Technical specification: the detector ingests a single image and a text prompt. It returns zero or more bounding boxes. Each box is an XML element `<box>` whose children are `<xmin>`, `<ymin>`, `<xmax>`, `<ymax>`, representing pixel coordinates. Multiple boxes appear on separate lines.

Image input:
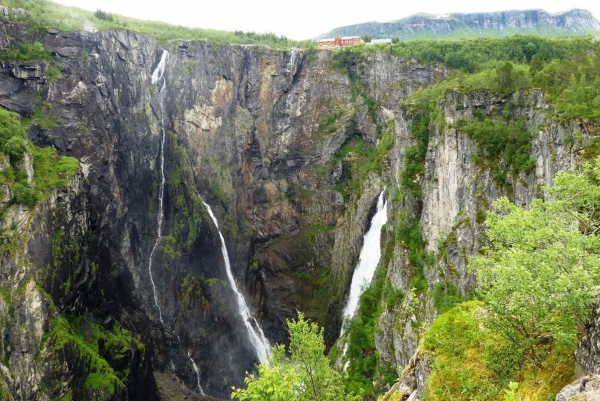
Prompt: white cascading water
<box><xmin>340</xmin><ymin>190</ymin><xmax>388</xmax><ymax>335</ymax></box>
<box><xmin>188</xmin><ymin>352</ymin><xmax>206</xmax><ymax>396</ymax></box>
<box><xmin>148</xmin><ymin>50</ymin><xmax>170</xmax><ymax>324</ymax></box>
<box><xmin>287</xmin><ymin>48</ymin><xmax>298</xmax><ymax>74</ymax></box>
<box><xmin>200</xmin><ymin>198</ymin><xmax>272</xmax><ymax>362</ymax></box>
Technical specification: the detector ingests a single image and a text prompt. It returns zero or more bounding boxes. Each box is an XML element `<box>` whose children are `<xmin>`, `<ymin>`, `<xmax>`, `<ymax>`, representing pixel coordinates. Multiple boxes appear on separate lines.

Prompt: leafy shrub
<box><xmin>0</xmin><ymin>40</ymin><xmax>51</xmax><ymax>61</ymax></box>
<box><xmin>461</xmin><ymin>117</ymin><xmax>535</xmax><ymax>187</ymax></box>
<box><xmin>11</xmin><ymin>182</ymin><xmax>37</xmax><ymax>207</ymax></box>
<box><xmin>430</xmin><ymin>282</ymin><xmax>464</xmax><ymax>315</ymax></box>
<box><xmin>232</xmin><ymin>313</ymin><xmax>361</xmax><ymax>401</ymax></box>
<box><xmin>3</xmin><ymin>136</ymin><xmax>26</xmax><ymax>161</ymax></box>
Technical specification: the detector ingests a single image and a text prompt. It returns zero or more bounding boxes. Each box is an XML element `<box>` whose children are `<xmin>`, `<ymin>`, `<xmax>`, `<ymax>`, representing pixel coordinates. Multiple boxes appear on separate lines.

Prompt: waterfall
<box><xmin>151</xmin><ymin>50</ymin><xmax>169</xmax><ymax>84</ymax></box>
<box><xmin>188</xmin><ymin>352</ymin><xmax>206</xmax><ymax>396</ymax></box>
<box><xmin>341</xmin><ymin>190</ymin><xmax>388</xmax><ymax>335</ymax></box>
<box><xmin>200</xmin><ymin>198</ymin><xmax>272</xmax><ymax>362</ymax></box>
<box><xmin>148</xmin><ymin>50</ymin><xmax>170</xmax><ymax>324</ymax></box>
<box><xmin>287</xmin><ymin>48</ymin><xmax>298</xmax><ymax>74</ymax></box>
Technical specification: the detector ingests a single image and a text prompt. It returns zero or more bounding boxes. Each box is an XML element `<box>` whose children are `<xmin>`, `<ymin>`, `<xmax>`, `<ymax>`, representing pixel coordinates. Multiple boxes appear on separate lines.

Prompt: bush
<box><xmin>3</xmin><ymin>136</ymin><xmax>26</xmax><ymax>161</ymax></box>
<box><xmin>0</xmin><ymin>41</ymin><xmax>51</xmax><ymax>61</ymax></box>
<box><xmin>11</xmin><ymin>182</ymin><xmax>37</xmax><ymax>207</ymax></box>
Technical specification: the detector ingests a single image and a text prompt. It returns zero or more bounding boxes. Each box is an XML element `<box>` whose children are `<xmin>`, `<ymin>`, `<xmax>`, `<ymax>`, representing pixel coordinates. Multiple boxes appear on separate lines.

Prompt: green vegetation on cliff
<box><xmin>0</xmin><ymin>107</ymin><xmax>78</xmax><ymax>211</ymax></box>
<box><xmin>342</xmin><ymin>263</ymin><xmax>391</xmax><ymax>396</ymax></box>
<box><xmin>422</xmin><ymin>301</ymin><xmax>574</xmax><ymax>400</ymax></box>
<box><xmin>32</xmin><ymin>146</ymin><xmax>79</xmax><ymax>195</ymax></box>
<box><xmin>43</xmin><ymin>314</ymin><xmax>145</xmax><ymax>398</ymax></box>
<box><xmin>420</xmin><ymin>158</ymin><xmax>600</xmax><ymax>400</ymax></box>
<box><xmin>0</xmin><ymin>108</ymin><xmax>78</xmax><ymax>208</ymax></box>
<box><xmin>0</xmin><ymin>0</ymin><xmax>312</xmax><ymax>48</ymax></box>
<box><xmin>0</xmin><ymin>40</ymin><xmax>51</xmax><ymax>61</ymax></box>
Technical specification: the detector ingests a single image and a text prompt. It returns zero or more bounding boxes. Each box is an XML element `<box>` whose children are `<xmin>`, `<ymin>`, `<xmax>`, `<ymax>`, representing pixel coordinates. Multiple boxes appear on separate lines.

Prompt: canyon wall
<box><xmin>0</xmin><ymin>13</ymin><xmax>592</xmax><ymax>400</ymax></box>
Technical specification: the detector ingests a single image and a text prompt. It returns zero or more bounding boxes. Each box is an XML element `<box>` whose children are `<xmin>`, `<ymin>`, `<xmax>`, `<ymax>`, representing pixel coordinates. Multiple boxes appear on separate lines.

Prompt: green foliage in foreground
<box><xmin>232</xmin><ymin>312</ymin><xmax>361</xmax><ymax>401</ymax></box>
<box><xmin>421</xmin><ymin>158</ymin><xmax>600</xmax><ymax>401</ymax></box>
<box><xmin>470</xmin><ymin>158</ymin><xmax>600</xmax><ymax>365</ymax></box>
<box><xmin>0</xmin><ymin>0</ymin><xmax>312</xmax><ymax>48</ymax></box>
<box><xmin>422</xmin><ymin>301</ymin><xmax>575</xmax><ymax>401</ymax></box>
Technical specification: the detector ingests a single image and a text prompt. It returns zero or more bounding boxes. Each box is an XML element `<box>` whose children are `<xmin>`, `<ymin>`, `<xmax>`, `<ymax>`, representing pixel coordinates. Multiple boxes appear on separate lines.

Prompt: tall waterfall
<box><xmin>148</xmin><ymin>50</ymin><xmax>170</xmax><ymax>324</ymax></box>
<box><xmin>341</xmin><ymin>190</ymin><xmax>388</xmax><ymax>335</ymax></box>
<box><xmin>201</xmin><ymin>199</ymin><xmax>272</xmax><ymax>362</ymax></box>
<box><xmin>188</xmin><ymin>352</ymin><xmax>206</xmax><ymax>396</ymax></box>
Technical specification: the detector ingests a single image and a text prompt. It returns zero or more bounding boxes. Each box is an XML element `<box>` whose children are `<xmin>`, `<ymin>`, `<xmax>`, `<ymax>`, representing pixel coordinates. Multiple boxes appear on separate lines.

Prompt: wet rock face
<box><xmin>1</xmin><ymin>12</ymin><xmax>588</xmax><ymax>400</ymax></box>
<box><xmin>0</xmin><ymin>16</ymin><xmax>444</xmax><ymax>398</ymax></box>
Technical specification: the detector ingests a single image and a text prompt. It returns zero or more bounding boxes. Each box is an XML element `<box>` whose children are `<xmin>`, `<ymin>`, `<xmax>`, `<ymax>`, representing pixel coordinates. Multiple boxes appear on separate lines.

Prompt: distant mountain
<box><xmin>317</xmin><ymin>9</ymin><xmax>600</xmax><ymax>40</ymax></box>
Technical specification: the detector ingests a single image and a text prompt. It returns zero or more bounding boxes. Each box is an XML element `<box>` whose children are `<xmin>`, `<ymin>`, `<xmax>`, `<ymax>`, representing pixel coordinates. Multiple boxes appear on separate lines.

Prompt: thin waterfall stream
<box><xmin>188</xmin><ymin>352</ymin><xmax>206</xmax><ymax>396</ymax></box>
<box><xmin>149</xmin><ymin>51</ymin><xmax>205</xmax><ymax>394</ymax></box>
<box><xmin>148</xmin><ymin>49</ymin><xmax>170</xmax><ymax>325</ymax></box>
<box><xmin>200</xmin><ymin>198</ymin><xmax>272</xmax><ymax>362</ymax></box>
<box><xmin>341</xmin><ymin>190</ymin><xmax>388</xmax><ymax>335</ymax></box>
<box><xmin>148</xmin><ymin>50</ymin><xmax>270</xmax><ymax>396</ymax></box>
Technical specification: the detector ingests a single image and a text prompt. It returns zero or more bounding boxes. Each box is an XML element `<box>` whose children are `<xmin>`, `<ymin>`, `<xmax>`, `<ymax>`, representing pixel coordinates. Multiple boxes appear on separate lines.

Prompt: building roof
<box><xmin>317</xmin><ymin>36</ymin><xmax>361</xmax><ymax>43</ymax></box>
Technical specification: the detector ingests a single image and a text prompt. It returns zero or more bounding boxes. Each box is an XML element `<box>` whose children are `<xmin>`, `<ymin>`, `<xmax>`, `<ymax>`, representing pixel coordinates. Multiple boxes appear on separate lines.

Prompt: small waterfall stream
<box><xmin>188</xmin><ymin>352</ymin><xmax>206</xmax><ymax>396</ymax></box>
<box><xmin>148</xmin><ymin>50</ymin><xmax>269</xmax><ymax>396</ymax></box>
<box><xmin>341</xmin><ymin>190</ymin><xmax>388</xmax><ymax>335</ymax></box>
<box><xmin>287</xmin><ymin>48</ymin><xmax>298</xmax><ymax>74</ymax></box>
<box><xmin>149</xmin><ymin>51</ymin><xmax>207</xmax><ymax>394</ymax></box>
<box><xmin>201</xmin><ymin>199</ymin><xmax>272</xmax><ymax>362</ymax></box>
<box><xmin>148</xmin><ymin>49</ymin><xmax>170</xmax><ymax>324</ymax></box>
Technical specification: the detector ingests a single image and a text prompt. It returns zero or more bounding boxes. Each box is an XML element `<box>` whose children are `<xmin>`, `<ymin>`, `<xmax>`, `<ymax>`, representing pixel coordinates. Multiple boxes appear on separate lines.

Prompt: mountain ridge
<box><xmin>318</xmin><ymin>8</ymin><xmax>600</xmax><ymax>41</ymax></box>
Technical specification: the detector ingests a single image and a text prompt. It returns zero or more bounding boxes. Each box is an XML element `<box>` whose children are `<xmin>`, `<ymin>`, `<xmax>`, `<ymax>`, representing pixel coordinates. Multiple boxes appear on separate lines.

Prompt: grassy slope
<box><xmin>1</xmin><ymin>0</ymin><xmax>311</xmax><ymax>48</ymax></box>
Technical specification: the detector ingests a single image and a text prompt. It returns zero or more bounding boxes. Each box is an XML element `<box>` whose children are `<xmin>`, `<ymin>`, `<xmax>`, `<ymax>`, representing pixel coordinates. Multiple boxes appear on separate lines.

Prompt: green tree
<box><xmin>470</xmin><ymin>158</ymin><xmax>600</xmax><ymax>365</ymax></box>
<box><xmin>232</xmin><ymin>312</ymin><xmax>360</xmax><ymax>401</ymax></box>
<box><xmin>529</xmin><ymin>54</ymin><xmax>544</xmax><ymax>77</ymax></box>
<box><xmin>496</xmin><ymin>61</ymin><xmax>515</xmax><ymax>93</ymax></box>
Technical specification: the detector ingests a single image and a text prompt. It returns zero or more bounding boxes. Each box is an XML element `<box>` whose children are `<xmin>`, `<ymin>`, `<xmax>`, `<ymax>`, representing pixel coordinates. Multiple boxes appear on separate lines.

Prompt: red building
<box><xmin>317</xmin><ymin>35</ymin><xmax>363</xmax><ymax>48</ymax></box>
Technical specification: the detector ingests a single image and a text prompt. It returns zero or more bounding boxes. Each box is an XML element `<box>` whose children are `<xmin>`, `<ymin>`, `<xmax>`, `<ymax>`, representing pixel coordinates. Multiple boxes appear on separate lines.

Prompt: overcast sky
<box><xmin>53</xmin><ymin>0</ymin><xmax>600</xmax><ymax>40</ymax></box>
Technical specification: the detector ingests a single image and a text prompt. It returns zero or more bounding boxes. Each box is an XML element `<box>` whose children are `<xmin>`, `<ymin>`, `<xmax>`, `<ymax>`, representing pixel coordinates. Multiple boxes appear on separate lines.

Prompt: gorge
<box><xmin>0</xmin><ymin>3</ymin><xmax>599</xmax><ymax>400</ymax></box>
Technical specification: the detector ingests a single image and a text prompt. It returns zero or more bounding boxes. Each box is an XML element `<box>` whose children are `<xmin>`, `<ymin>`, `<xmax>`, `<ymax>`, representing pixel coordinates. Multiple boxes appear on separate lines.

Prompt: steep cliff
<box><xmin>0</xmin><ymin>12</ymin><xmax>446</xmax><ymax>398</ymax></box>
<box><xmin>371</xmin><ymin>87</ymin><xmax>586</xmax><ymax>399</ymax></box>
<box><xmin>0</xmin><ymin>6</ymin><xmax>598</xmax><ymax>401</ymax></box>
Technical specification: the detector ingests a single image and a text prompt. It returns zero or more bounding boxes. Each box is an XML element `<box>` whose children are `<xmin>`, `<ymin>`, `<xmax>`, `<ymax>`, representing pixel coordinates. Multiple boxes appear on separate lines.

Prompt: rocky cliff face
<box><xmin>374</xmin><ymin>88</ymin><xmax>584</xmax><ymax>398</ymax></box>
<box><xmin>0</xmin><ymin>10</ymin><xmax>594</xmax><ymax>401</ymax></box>
<box><xmin>320</xmin><ymin>9</ymin><xmax>600</xmax><ymax>40</ymax></box>
<box><xmin>0</xmin><ymin>14</ymin><xmax>446</xmax><ymax>398</ymax></box>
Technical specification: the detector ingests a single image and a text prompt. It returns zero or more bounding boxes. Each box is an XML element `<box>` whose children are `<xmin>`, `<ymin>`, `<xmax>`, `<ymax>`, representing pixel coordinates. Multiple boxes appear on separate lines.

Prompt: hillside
<box><xmin>318</xmin><ymin>8</ymin><xmax>600</xmax><ymax>41</ymax></box>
